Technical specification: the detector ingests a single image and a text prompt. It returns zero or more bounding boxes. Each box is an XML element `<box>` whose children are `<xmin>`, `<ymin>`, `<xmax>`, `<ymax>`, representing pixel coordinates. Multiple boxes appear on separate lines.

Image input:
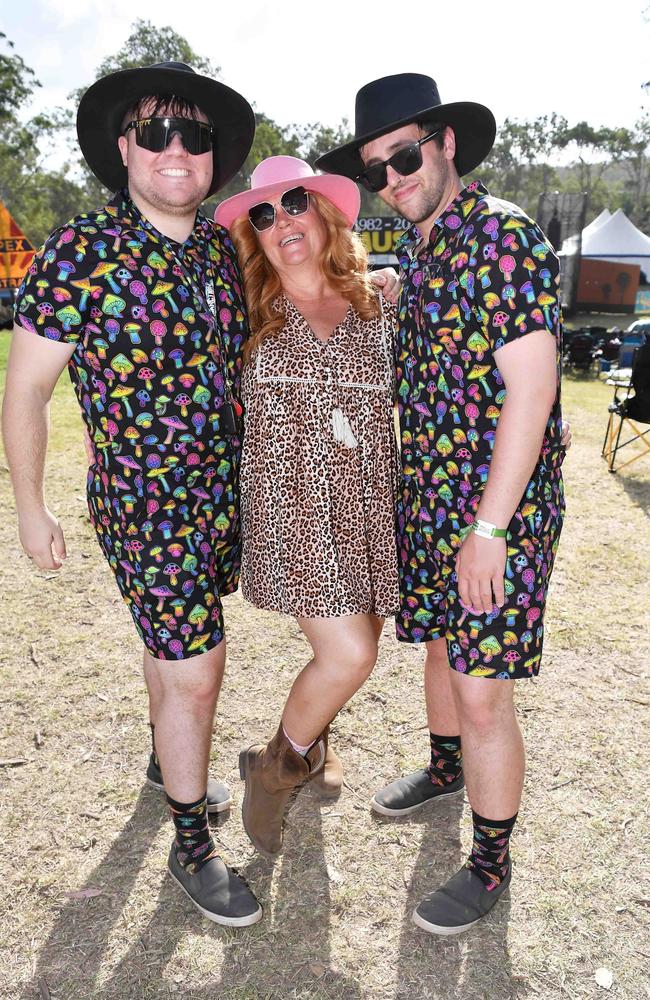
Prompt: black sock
<box><xmin>466</xmin><ymin>810</ymin><xmax>517</xmax><ymax>889</ymax></box>
<box><xmin>149</xmin><ymin>722</ymin><xmax>159</xmax><ymax>768</ymax></box>
<box><xmin>426</xmin><ymin>732</ymin><xmax>462</xmax><ymax>786</ymax></box>
<box><xmin>167</xmin><ymin>793</ymin><xmax>219</xmax><ymax>874</ymax></box>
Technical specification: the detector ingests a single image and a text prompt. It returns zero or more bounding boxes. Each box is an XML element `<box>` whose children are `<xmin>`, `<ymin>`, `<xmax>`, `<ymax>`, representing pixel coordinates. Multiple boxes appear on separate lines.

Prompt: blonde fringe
<box><xmin>229</xmin><ymin>192</ymin><xmax>380</xmax><ymax>362</ymax></box>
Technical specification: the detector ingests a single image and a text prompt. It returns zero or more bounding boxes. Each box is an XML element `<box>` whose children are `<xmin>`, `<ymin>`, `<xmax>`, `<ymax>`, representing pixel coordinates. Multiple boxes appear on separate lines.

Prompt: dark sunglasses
<box><xmin>123</xmin><ymin>116</ymin><xmax>214</xmax><ymax>155</ymax></box>
<box><xmin>356</xmin><ymin>130</ymin><xmax>443</xmax><ymax>193</ymax></box>
<box><xmin>248</xmin><ymin>186</ymin><xmax>310</xmax><ymax>232</ymax></box>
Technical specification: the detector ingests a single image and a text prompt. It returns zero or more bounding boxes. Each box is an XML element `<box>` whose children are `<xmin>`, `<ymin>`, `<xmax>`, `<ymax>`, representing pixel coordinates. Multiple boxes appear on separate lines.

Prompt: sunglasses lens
<box><xmin>390</xmin><ymin>143</ymin><xmax>423</xmax><ymax>178</ymax></box>
<box><xmin>280</xmin><ymin>186</ymin><xmax>309</xmax><ymax>216</ymax></box>
<box><xmin>180</xmin><ymin>120</ymin><xmax>213</xmax><ymax>155</ymax></box>
<box><xmin>358</xmin><ymin>165</ymin><xmax>387</xmax><ymax>193</ymax></box>
<box><xmin>131</xmin><ymin>118</ymin><xmax>213</xmax><ymax>155</ymax></box>
<box><xmin>357</xmin><ymin>141</ymin><xmax>426</xmax><ymax>192</ymax></box>
<box><xmin>133</xmin><ymin>119</ymin><xmax>167</xmax><ymax>152</ymax></box>
<box><xmin>249</xmin><ymin>202</ymin><xmax>276</xmax><ymax>232</ymax></box>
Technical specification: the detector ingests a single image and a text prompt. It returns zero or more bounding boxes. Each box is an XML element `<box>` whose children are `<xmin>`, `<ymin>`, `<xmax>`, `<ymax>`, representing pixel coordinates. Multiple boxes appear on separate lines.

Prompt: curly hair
<box><xmin>229</xmin><ymin>191</ymin><xmax>380</xmax><ymax>361</ymax></box>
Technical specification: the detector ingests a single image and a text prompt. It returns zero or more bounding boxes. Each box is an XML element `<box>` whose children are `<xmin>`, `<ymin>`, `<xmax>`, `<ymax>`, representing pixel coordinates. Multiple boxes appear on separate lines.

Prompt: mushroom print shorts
<box><xmin>395</xmin><ymin>467</ymin><xmax>564</xmax><ymax>678</ymax></box>
<box><xmin>86</xmin><ymin>441</ymin><xmax>240</xmax><ymax>660</ymax></box>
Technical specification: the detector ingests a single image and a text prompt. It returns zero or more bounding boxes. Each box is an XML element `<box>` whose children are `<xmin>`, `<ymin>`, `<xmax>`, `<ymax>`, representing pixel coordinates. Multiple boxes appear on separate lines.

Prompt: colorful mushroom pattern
<box><xmin>15</xmin><ymin>191</ymin><xmax>248</xmax><ymax>659</ymax></box>
<box><xmin>393</xmin><ymin>181</ymin><xmax>565</xmax><ymax>678</ymax></box>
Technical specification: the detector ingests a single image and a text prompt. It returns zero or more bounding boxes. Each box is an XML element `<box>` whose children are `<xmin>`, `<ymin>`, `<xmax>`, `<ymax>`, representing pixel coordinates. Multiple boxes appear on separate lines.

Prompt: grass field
<box><xmin>1</xmin><ymin>334</ymin><xmax>649</xmax><ymax>1000</ymax></box>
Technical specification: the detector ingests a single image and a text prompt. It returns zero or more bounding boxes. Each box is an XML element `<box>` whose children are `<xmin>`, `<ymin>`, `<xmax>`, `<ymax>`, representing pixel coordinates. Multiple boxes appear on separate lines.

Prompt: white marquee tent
<box><xmin>581</xmin><ymin>208</ymin><xmax>650</xmax><ymax>279</ymax></box>
<box><xmin>581</xmin><ymin>208</ymin><xmax>611</xmax><ymax>240</ymax></box>
<box><xmin>561</xmin><ymin>208</ymin><xmax>650</xmax><ymax>280</ymax></box>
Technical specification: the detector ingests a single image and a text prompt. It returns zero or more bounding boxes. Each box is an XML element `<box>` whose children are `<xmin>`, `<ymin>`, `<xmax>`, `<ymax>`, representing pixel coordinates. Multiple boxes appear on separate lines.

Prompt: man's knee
<box><xmin>425</xmin><ymin>637</ymin><xmax>449</xmax><ymax>673</ymax></box>
<box><xmin>149</xmin><ymin>644</ymin><xmax>225</xmax><ymax>706</ymax></box>
<box><xmin>451</xmin><ymin>674</ymin><xmax>515</xmax><ymax>735</ymax></box>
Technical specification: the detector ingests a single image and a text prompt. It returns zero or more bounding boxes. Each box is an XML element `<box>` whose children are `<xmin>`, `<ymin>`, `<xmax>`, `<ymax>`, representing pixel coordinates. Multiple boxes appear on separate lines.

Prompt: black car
<box><xmin>0</xmin><ymin>288</ymin><xmax>15</xmax><ymax>330</ymax></box>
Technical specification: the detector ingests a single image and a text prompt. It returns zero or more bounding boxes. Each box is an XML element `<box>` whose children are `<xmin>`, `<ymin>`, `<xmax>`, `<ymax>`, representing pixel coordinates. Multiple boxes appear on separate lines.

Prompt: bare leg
<box><xmin>281</xmin><ymin>614</ymin><xmax>382</xmax><ymax>747</ymax></box>
<box><xmin>425</xmin><ymin>637</ymin><xmax>460</xmax><ymax>735</ymax></box>
<box><xmin>143</xmin><ymin>651</ymin><xmax>163</xmax><ymax>729</ymax></box>
<box><xmin>146</xmin><ymin>640</ymin><xmax>226</xmax><ymax>804</ymax></box>
<box><xmin>449</xmin><ymin>671</ymin><xmax>524</xmax><ymax>817</ymax></box>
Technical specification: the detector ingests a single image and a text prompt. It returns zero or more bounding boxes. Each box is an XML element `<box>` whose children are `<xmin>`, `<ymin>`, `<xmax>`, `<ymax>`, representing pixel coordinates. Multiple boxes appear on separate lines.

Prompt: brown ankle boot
<box><xmin>239</xmin><ymin>725</ymin><xmax>325</xmax><ymax>856</ymax></box>
<box><xmin>308</xmin><ymin>725</ymin><xmax>344</xmax><ymax>799</ymax></box>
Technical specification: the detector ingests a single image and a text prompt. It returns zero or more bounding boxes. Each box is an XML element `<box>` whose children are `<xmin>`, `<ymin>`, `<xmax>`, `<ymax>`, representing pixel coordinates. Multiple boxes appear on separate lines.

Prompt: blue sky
<box><xmin>4</xmin><ymin>0</ymin><xmax>649</xmax><ymax>140</ymax></box>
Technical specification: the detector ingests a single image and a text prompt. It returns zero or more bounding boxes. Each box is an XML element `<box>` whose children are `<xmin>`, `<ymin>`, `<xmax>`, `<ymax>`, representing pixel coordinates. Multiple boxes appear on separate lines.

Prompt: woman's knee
<box><xmin>340</xmin><ymin>635</ymin><xmax>377</xmax><ymax>682</ymax></box>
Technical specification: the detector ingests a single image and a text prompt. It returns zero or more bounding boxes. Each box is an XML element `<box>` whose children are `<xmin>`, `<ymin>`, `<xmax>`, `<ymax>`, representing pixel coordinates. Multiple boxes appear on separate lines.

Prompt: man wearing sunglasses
<box><xmin>317</xmin><ymin>74</ymin><xmax>565</xmax><ymax>935</ymax></box>
<box><xmin>3</xmin><ymin>62</ymin><xmax>264</xmax><ymax>926</ymax></box>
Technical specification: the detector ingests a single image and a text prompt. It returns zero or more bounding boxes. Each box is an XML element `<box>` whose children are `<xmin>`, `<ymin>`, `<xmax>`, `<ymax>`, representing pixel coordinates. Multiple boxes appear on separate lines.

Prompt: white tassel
<box><xmin>331</xmin><ymin>407</ymin><xmax>358</xmax><ymax>448</ymax></box>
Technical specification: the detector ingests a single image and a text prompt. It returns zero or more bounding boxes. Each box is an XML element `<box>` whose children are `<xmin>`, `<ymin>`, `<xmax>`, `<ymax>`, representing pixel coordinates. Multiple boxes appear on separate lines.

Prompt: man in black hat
<box><xmin>317</xmin><ymin>74</ymin><xmax>565</xmax><ymax>934</ymax></box>
<box><xmin>3</xmin><ymin>62</ymin><xmax>262</xmax><ymax>926</ymax></box>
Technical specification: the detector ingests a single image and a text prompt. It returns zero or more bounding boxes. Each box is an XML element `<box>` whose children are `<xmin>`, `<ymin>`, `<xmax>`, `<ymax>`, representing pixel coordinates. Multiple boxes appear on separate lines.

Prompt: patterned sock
<box><xmin>167</xmin><ymin>793</ymin><xmax>220</xmax><ymax>874</ymax></box>
<box><xmin>466</xmin><ymin>810</ymin><xmax>517</xmax><ymax>890</ymax></box>
<box><xmin>149</xmin><ymin>722</ymin><xmax>159</xmax><ymax>768</ymax></box>
<box><xmin>426</xmin><ymin>732</ymin><xmax>462</xmax><ymax>786</ymax></box>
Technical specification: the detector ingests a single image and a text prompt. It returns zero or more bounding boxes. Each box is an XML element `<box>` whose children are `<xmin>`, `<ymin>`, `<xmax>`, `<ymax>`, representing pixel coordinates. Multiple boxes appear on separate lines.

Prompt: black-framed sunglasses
<box><xmin>123</xmin><ymin>116</ymin><xmax>214</xmax><ymax>155</ymax></box>
<box><xmin>248</xmin><ymin>185</ymin><xmax>310</xmax><ymax>232</ymax></box>
<box><xmin>356</xmin><ymin>130</ymin><xmax>443</xmax><ymax>193</ymax></box>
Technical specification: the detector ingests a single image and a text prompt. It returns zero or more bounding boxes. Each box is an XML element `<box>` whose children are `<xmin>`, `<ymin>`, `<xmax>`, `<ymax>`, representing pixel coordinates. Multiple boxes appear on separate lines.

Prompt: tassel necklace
<box><xmin>331</xmin><ymin>407</ymin><xmax>358</xmax><ymax>448</ymax></box>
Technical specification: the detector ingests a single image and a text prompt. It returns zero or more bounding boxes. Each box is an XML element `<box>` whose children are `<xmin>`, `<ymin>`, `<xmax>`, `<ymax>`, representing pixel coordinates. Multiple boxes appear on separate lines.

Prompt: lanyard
<box><xmin>164</xmin><ymin>236</ymin><xmax>236</xmax><ymax>404</ymax></box>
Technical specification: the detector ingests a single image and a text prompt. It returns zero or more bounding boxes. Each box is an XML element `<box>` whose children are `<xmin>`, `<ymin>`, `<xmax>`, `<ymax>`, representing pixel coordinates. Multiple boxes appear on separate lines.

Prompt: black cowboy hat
<box><xmin>315</xmin><ymin>73</ymin><xmax>496</xmax><ymax>180</ymax></box>
<box><xmin>77</xmin><ymin>61</ymin><xmax>255</xmax><ymax>198</ymax></box>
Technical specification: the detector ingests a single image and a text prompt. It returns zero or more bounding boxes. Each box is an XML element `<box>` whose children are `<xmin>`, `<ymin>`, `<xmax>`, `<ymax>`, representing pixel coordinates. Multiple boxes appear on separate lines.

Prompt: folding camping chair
<box><xmin>602</xmin><ymin>340</ymin><xmax>650</xmax><ymax>473</ymax></box>
<box><xmin>565</xmin><ymin>332</ymin><xmax>595</xmax><ymax>371</ymax></box>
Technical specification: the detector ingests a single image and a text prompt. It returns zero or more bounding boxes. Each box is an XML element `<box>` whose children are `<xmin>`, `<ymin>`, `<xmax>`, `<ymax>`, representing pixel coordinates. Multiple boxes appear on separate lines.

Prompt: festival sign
<box><xmin>0</xmin><ymin>203</ymin><xmax>35</xmax><ymax>289</ymax></box>
<box><xmin>576</xmin><ymin>257</ymin><xmax>640</xmax><ymax>313</ymax></box>
<box><xmin>354</xmin><ymin>216</ymin><xmax>409</xmax><ymax>264</ymax></box>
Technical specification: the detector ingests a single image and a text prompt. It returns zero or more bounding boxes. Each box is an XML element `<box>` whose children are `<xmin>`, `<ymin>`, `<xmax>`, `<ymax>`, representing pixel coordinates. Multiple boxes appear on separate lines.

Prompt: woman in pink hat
<box><xmin>215</xmin><ymin>155</ymin><xmax>399</xmax><ymax>856</ymax></box>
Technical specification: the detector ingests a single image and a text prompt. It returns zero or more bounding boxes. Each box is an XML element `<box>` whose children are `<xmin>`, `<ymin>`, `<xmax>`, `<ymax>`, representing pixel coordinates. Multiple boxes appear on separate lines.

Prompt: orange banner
<box><xmin>0</xmin><ymin>202</ymin><xmax>35</xmax><ymax>289</ymax></box>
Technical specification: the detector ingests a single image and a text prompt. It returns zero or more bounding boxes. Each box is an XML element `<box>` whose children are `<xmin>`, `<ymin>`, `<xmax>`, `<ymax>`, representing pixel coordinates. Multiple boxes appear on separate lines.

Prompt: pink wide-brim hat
<box><xmin>214</xmin><ymin>155</ymin><xmax>361</xmax><ymax>230</ymax></box>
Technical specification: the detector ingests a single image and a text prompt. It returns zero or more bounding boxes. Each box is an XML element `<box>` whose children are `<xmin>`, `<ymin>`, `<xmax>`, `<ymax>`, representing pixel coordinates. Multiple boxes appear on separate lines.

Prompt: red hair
<box><xmin>230</xmin><ymin>192</ymin><xmax>380</xmax><ymax>361</ymax></box>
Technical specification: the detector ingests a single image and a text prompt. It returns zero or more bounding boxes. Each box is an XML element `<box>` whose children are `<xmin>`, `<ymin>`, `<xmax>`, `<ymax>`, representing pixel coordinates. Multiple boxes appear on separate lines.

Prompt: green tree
<box><xmin>94</xmin><ymin>19</ymin><xmax>218</xmax><ymax>78</ymax></box>
<box><xmin>208</xmin><ymin>112</ymin><xmax>301</xmax><ymax>210</ymax></box>
<box><xmin>0</xmin><ymin>31</ymin><xmax>40</xmax><ymax>127</ymax></box>
<box><xmin>0</xmin><ymin>33</ymin><xmax>86</xmax><ymax>248</ymax></box>
<box><xmin>478</xmin><ymin>115</ymin><xmax>567</xmax><ymax>212</ymax></box>
<box><xmin>615</xmin><ymin>114</ymin><xmax>650</xmax><ymax>230</ymax></box>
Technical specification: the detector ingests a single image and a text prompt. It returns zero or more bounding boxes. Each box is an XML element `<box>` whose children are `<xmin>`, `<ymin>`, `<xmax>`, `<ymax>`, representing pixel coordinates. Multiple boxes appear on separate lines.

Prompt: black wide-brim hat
<box><xmin>77</xmin><ymin>62</ymin><xmax>255</xmax><ymax>198</ymax></box>
<box><xmin>315</xmin><ymin>73</ymin><xmax>496</xmax><ymax>180</ymax></box>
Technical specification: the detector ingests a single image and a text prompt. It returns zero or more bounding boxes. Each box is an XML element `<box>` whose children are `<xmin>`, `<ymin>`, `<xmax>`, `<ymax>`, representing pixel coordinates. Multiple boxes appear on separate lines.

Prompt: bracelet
<box><xmin>471</xmin><ymin>518</ymin><xmax>507</xmax><ymax>539</ymax></box>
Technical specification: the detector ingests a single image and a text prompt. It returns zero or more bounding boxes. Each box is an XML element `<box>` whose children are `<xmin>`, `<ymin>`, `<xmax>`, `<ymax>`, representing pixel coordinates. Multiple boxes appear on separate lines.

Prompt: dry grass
<box><xmin>1</xmin><ymin>344</ymin><xmax>649</xmax><ymax>999</ymax></box>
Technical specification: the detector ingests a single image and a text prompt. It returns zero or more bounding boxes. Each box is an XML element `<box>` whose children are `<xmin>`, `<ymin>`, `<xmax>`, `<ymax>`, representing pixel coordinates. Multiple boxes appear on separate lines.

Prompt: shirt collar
<box><xmin>395</xmin><ymin>179</ymin><xmax>489</xmax><ymax>261</ymax></box>
<box><xmin>108</xmin><ymin>188</ymin><xmax>210</xmax><ymax>249</ymax></box>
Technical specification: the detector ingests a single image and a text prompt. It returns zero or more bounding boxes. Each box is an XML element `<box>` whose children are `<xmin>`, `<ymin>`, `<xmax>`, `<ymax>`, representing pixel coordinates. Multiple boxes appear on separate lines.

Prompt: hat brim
<box><xmin>77</xmin><ymin>66</ymin><xmax>255</xmax><ymax>198</ymax></box>
<box><xmin>315</xmin><ymin>101</ymin><xmax>496</xmax><ymax>179</ymax></box>
<box><xmin>214</xmin><ymin>173</ymin><xmax>361</xmax><ymax>230</ymax></box>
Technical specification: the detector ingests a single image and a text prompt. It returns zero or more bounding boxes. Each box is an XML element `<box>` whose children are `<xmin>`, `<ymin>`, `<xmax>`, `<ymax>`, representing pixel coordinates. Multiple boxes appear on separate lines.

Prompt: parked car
<box><xmin>0</xmin><ymin>288</ymin><xmax>15</xmax><ymax>330</ymax></box>
<box><xmin>624</xmin><ymin>318</ymin><xmax>650</xmax><ymax>335</ymax></box>
<box><xmin>619</xmin><ymin>318</ymin><xmax>650</xmax><ymax>367</ymax></box>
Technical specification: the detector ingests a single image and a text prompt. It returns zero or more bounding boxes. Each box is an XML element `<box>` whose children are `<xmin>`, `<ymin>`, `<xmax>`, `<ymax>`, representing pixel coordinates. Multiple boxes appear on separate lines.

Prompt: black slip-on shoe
<box><xmin>413</xmin><ymin>865</ymin><xmax>512</xmax><ymax>935</ymax></box>
<box><xmin>167</xmin><ymin>846</ymin><xmax>263</xmax><ymax>927</ymax></box>
<box><xmin>146</xmin><ymin>754</ymin><xmax>232</xmax><ymax>814</ymax></box>
<box><xmin>371</xmin><ymin>769</ymin><xmax>465</xmax><ymax>816</ymax></box>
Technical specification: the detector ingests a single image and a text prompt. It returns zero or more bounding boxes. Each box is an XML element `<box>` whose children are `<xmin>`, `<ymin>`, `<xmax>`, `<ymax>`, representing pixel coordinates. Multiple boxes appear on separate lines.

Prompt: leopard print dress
<box><xmin>240</xmin><ymin>295</ymin><xmax>399</xmax><ymax>619</ymax></box>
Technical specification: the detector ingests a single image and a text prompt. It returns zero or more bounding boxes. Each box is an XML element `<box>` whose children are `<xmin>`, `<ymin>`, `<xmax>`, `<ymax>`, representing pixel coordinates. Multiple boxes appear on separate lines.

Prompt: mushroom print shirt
<box><xmin>394</xmin><ymin>180</ymin><xmax>565</xmax><ymax>677</ymax></box>
<box><xmin>14</xmin><ymin>191</ymin><xmax>248</xmax><ymax>659</ymax></box>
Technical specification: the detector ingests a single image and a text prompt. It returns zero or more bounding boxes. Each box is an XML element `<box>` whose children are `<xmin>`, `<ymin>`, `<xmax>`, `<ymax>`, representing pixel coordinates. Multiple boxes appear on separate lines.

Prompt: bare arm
<box><xmin>2</xmin><ymin>324</ymin><xmax>76</xmax><ymax>569</ymax></box>
<box><xmin>455</xmin><ymin>329</ymin><xmax>557</xmax><ymax>614</ymax></box>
